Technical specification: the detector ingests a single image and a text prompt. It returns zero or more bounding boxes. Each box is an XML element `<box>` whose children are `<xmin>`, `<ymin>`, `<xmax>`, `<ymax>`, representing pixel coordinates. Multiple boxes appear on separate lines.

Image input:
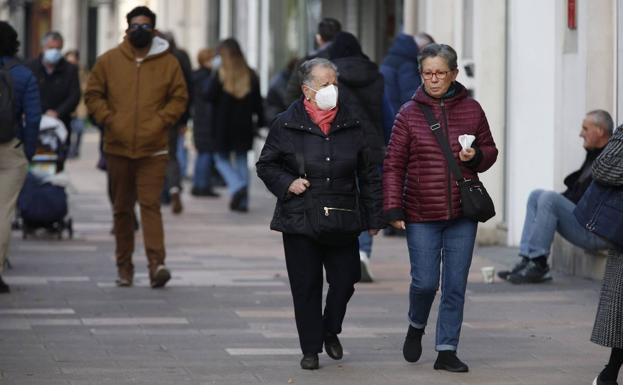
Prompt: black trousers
<box><xmin>282</xmin><ymin>233</ymin><xmax>361</xmax><ymax>354</ymax></box>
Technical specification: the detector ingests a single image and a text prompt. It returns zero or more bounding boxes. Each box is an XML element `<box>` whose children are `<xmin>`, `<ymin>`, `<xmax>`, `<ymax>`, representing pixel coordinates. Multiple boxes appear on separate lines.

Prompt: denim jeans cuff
<box><xmin>435</xmin><ymin>344</ymin><xmax>457</xmax><ymax>352</ymax></box>
<box><xmin>526</xmin><ymin>249</ymin><xmax>549</xmax><ymax>258</ymax></box>
<box><xmin>408</xmin><ymin>319</ymin><xmax>426</xmax><ymax>329</ymax></box>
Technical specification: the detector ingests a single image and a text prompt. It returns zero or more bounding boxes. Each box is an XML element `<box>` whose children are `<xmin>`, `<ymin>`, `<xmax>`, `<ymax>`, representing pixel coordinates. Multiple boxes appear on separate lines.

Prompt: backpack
<box><xmin>0</xmin><ymin>58</ymin><xmax>19</xmax><ymax>143</ymax></box>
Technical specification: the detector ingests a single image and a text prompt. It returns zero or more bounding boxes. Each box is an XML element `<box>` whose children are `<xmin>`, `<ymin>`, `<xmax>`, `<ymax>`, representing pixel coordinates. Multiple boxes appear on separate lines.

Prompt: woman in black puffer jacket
<box><xmin>256</xmin><ymin>58</ymin><xmax>384</xmax><ymax>371</ymax></box>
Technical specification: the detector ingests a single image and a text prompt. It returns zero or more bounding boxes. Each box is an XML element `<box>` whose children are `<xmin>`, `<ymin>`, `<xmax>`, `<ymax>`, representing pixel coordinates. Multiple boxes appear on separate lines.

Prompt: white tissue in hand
<box><xmin>458</xmin><ymin>134</ymin><xmax>476</xmax><ymax>150</ymax></box>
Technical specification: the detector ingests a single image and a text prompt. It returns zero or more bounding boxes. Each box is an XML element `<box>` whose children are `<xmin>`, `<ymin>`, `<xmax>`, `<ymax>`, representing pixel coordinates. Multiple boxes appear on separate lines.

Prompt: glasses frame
<box><xmin>420</xmin><ymin>70</ymin><xmax>453</xmax><ymax>80</ymax></box>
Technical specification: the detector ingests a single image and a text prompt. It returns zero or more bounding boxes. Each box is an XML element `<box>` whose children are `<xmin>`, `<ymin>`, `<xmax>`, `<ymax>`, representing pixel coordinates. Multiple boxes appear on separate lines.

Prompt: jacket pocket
<box><xmin>307</xmin><ymin>191</ymin><xmax>362</xmax><ymax>242</ymax></box>
<box><xmin>279</xmin><ymin>195</ymin><xmax>306</xmax><ymax>232</ymax></box>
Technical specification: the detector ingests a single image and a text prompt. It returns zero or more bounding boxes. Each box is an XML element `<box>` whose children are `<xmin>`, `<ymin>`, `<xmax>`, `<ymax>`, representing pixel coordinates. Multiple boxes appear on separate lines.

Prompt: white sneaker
<box><xmin>359</xmin><ymin>251</ymin><xmax>374</xmax><ymax>283</ymax></box>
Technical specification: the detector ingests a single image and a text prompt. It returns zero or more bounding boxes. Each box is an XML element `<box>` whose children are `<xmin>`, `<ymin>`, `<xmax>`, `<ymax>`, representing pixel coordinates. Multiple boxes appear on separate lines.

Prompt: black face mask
<box><xmin>129</xmin><ymin>29</ymin><xmax>153</xmax><ymax>49</ymax></box>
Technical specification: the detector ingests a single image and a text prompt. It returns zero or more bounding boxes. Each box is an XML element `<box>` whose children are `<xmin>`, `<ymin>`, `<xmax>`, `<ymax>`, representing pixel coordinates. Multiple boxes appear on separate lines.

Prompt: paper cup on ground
<box><xmin>481</xmin><ymin>266</ymin><xmax>495</xmax><ymax>284</ymax></box>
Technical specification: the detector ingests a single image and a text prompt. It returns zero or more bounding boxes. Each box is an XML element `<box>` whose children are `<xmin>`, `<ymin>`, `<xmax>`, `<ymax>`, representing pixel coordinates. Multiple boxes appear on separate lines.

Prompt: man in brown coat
<box><xmin>85</xmin><ymin>6</ymin><xmax>188</xmax><ymax>288</ymax></box>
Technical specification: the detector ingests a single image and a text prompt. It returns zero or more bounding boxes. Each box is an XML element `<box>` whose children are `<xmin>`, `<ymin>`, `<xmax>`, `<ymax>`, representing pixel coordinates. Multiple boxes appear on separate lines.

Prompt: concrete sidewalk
<box><xmin>0</xmin><ymin>132</ymin><xmax>608</xmax><ymax>385</ymax></box>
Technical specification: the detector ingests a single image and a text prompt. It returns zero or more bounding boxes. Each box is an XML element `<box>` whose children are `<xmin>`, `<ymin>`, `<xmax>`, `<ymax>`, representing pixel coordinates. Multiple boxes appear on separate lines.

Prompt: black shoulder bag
<box><xmin>417</xmin><ymin>103</ymin><xmax>496</xmax><ymax>223</ymax></box>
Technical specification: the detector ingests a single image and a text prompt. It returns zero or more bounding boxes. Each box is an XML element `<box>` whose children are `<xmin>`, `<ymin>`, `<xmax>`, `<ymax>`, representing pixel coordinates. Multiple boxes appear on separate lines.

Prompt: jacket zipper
<box><xmin>440</xmin><ymin>99</ymin><xmax>452</xmax><ymax>219</ymax></box>
<box><xmin>323</xmin><ymin>207</ymin><xmax>354</xmax><ymax>216</ymax></box>
<box><xmin>133</xmin><ymin>61</ymin><xmax>141</xmax><ymax>154</ymax></box>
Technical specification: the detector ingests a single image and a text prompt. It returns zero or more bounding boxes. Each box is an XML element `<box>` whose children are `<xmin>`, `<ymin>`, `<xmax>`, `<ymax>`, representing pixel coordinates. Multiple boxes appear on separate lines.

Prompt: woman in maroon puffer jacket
<box><xmin>383</xmin><ymin>44</ymin><xmax>498</xmax><ymax>373</ymax></box>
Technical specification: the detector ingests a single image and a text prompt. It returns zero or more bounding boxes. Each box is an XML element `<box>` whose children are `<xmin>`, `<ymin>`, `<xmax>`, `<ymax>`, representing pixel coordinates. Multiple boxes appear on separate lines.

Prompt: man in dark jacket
<box><xmin>191</xmin><ymin>48</ymin><xmax>219</xmax><ymax>197</ymax></box>
<box><xmin>26</xmin><ymin>31</ymin><xmax>80</xmax><ymax>150</ymax></box>
<box><xmin>327</xmin><ymin>32</ymin><xmax>384</xmax><ymax>282</ymax></box>
<box><xmin>380</xmin><ymin>32</ymin><xmax>434</xmax><ymax>143</ymax></box>
<box><xmin>161</xmin><ymin>32</ymin><xmax>193</xmax><ymax>214</ymax></box>
<box><xmin>0</xmin><ymin>21</ymin><xmax>42</xmax><ymax>293</ymax></box>
<box><xmin>499</xmin><ymin>110</ymin><xmax>614</xmax><ymax>284</ymax></box>
<box><xmin>284</xmin><ymin>18</ymin><xmax>341</xmax><ymax>105</ymax></box>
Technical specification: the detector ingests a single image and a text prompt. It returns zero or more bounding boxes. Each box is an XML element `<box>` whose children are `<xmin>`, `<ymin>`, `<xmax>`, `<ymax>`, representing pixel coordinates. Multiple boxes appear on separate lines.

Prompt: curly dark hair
<box><xmin>0</xmin><ymin>21</ymin><xmax>20</xmax><ymax>56</ymax></box>
<box><xmin>126</xmin><ymin>6</ymin><xmax>156</xmax><ymax>28</ymax></box>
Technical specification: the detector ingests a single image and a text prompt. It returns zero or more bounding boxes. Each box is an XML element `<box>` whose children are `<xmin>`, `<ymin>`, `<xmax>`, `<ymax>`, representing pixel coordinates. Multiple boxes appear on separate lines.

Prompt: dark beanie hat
<box><xmin>328</xmin><ymin>32</ymin><xmax>363</xmax><ymax>60</ymax></box>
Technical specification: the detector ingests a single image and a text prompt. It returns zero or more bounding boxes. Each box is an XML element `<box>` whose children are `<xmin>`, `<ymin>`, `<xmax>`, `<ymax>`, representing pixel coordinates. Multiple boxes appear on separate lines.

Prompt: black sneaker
<box><xmin>403</xmin><ymin>325</ymin><xmax>424</xmax><ymax>363</ymax></box>
<box><xmin>498</xmin><ymin>256</ymin><xmax>530</xmax><ymax>280</ymax></box>
<box><xmin>507</xmin><ymin>261</ymin><xmax>552</xmax><ymax>284</ymax></box>
<box><xmin>324</xmin><ymin>332</ymin><xmax>343</xmax><ymax>360</ymax></box>
<box><xmin>0</xmin><ymin>275</ymin><xmax>10</xmax><ymax>294</ymax></box>
<box><xmin>300</xmin><ymin>353</ymin><xmax>319</xmax><ymax>370</ymax></box>
<box><xmin>434</xmin><ymin>351</ymin><xmax>469</xmax><ymax>372</ymax></box>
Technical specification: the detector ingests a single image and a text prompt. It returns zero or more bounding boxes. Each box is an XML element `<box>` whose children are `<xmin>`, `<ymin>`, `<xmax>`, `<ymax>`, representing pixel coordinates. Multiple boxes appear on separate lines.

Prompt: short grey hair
<box><xmin>587</xmin><ymin>109</ymin><xmax>614</xmax><ymax>136</ymax></box>
<box><xmin>41</xmin><ymin>31</ymin><xmax>63</xmax><ymax>47</ymax></box>
<box><xmin>299</xmin><ymin>57</ymin><xmax>338</xmax><ymax>87</ymax></box>
<box><xmin>418</xmin><ymin>43</ymin><xmax>458</xmax><ymax>72</ymax></box>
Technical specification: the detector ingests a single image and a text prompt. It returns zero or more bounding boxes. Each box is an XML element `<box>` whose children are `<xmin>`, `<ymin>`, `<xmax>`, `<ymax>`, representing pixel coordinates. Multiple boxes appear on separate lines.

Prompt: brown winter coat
<box><xmin>85</xmin><ymin>36</ymin><xmax>188</xmax><ymax>158</ymax></box>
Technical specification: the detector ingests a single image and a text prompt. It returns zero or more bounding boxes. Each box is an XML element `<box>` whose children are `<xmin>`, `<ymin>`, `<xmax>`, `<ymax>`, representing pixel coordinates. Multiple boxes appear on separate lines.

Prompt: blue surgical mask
<box><xmin>43</xmin><ymin>48</ymin><xmax>63</xmax><ymax>65</ymax></box>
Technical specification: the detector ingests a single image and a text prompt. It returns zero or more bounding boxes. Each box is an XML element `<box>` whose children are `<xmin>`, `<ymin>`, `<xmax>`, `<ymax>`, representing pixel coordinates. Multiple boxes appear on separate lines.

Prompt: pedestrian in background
<box><xmin>26</xmin><ymin>30</ymin><xmax>80</xmax><ymax>165</ymax></box>
<box><xmin>574</xmin><ymin>125</ymin><xmax>623</xmax><ymax>385</ymax></box>
<box><xmin>203</xmin><ymin>38</ymin><xmax>264</xmax><ymax>212</ymax></box>
<box><xmin>85</xmin><ymin>6</ymin><xmax>187</xmax><ymax>288</ymax></box>
<box><xmin>284</xmin><ymin>18</ymin><xmax>342</xmax><ymax>105</ymax></box>
<box><xmin>0</xmin><ymin>21</ymin><xmax>41</xmax><ymax>293</ymax></box>
<box><xmin>63</xmin><ymin>49</ymin><xmax>88</xmax><ymax>159</ymax></box>
<box><xmin>327</xmin><ymin>31</ymin><xmax>384</xmax><ymax>282</ymax></box>
<box><xmin>191</xmin><ymin>48</ymin><xmax>219</xmax><ymax>197</ymax></box>
<box><xmin>257</xmin><ymin>58</ymin><xmax>384</xmax><ymax>370</ymax></box>
<box><xmin>383</xmin><ymin>43</ymin><xmax>498</xmax><ymax>372</ymax></box>
<box><xmin>161</xmin><ymin>31</ymin><xmax>193</xmax><ymax>215</ymax></box>
<box><xmin>264</xmin><ymin>57</ymin><xmax>298</xmax><ymax>124</ymax></box>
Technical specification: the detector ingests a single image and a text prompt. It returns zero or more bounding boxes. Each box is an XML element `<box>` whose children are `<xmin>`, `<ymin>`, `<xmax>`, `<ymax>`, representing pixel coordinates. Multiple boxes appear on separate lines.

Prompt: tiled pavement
<box><xmin>0</xmin><ymin>132</ymin><xmax>610</xmax><ymax>385</ymax></box>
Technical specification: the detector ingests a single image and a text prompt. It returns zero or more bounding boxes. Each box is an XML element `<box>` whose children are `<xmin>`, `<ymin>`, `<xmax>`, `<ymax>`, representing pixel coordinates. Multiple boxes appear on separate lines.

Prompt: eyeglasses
<box><xmin>420</xmin><ymin>70</ymin><xmax>452</xmax><ymax>80</ymax></box>
<box><xmin>129</xmin><ymin>23</ymin><xmax>153</xmax><ymax>31</ymax></box>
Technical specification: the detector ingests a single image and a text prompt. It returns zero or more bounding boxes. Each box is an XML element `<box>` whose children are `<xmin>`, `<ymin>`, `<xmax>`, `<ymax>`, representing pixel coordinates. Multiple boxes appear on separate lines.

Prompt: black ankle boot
<box><xmin>0</xmin><ymin>275</ymin><xmax>10</xmax><ymax>294</ymax></box>
<box><xmin>434</xmin><ymin>350</ymin><xmax>469</xmax><ymax>372</ymax></box>
<box><xmin>403</xmin><ymin>325</ymin><xmax>424</xmax><ymax>362</ymax></box>
<box><xmin>324</xmin><ymin>332</ymin><xmax>343</xmax><ymax>360</ymax></box>
<box><xmin>300</xmin><ymin>353</ymin><xmax>319</xmax><ymax>370</ymax></box>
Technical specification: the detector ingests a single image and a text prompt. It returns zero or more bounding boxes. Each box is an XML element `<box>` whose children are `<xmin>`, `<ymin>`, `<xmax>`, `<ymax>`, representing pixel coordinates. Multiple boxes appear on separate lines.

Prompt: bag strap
<box><xmin>417</xmin><ymin>102</ymin><xmax>465</xmax><ymax>182</ymax></box>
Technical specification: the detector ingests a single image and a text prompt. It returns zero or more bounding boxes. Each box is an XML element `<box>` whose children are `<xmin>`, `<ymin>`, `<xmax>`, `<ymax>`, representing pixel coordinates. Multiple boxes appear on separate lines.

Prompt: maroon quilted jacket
<box><xmin>383</xmin><ymin>82</ymin><xmax>498</xmax><ymax>223</ymax></box>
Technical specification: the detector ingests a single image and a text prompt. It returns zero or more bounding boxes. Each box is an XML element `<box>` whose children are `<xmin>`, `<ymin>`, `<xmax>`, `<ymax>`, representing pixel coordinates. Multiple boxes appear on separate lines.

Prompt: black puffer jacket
<box><xmin>192</xmin><ymin>67</ymin><xmax>214</xmax><ymax>152</ymax></box>
<box><xmin>26</xmin><ymin>57</ymin><xmax>80</xmax><ymax>129</ymax></box>
<box><xmin>256</xmin><ymin>98</ymin><xmax>384</xmax><ymax>236</ymax></box>
<box><xmin>203</xmin><ymin>71</ymin><xmax>265</xmax><ymax>152</ymax></box>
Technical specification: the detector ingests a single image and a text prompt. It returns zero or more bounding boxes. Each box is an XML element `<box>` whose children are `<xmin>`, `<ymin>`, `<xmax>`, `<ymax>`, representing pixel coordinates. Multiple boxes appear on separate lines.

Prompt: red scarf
<box><xmin>304</xmin><ymin>98</ymin><xmax>338</xmax><ymax>135</ymax></box>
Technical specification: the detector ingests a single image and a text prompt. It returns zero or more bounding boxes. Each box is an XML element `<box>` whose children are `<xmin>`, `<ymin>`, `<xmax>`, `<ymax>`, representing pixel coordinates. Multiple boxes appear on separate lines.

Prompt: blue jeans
<box><xmin>519</xmin><ymin>189</ymin><xmax>611</xmax><ymax>258</ymax></box>
<box><xmin>193</xmin><ymin>152</ymin><xmax>215</xmax><ymax>190</ymax></box>
<box><xmin>214</xmin><ymin>151</ymin><xmax>249</xmax><ymax>203</ymax></box>
<box><xmin>406</xmin><ymin>217</ymin><xmax>477</xmax><ymax>351</ymax></box>
<box><xmin>177</xmin><ymin>132</ymin><xmax>188</xmax><ymax>179</ymax></box>
<box><xmin>358</xmin><ymin>231</ymin><xmax>373</xmax><ymax>256</ymax></box>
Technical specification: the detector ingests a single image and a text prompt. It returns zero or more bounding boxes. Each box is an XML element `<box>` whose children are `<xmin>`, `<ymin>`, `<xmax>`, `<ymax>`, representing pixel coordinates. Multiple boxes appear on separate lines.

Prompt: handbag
<box><xmin>295</xmin><ymin>148</ymin><xmax>362</xmax><ymax>245</ymax></box>
<box><xmin>574</xmin><ymin>181</ymin><xmax>623</xmax><ymax>250</ymax></box>
<box><xmin>417</xmin><ymin>103</ymin><xmax>496</xmax><ymax>223</ymax></box>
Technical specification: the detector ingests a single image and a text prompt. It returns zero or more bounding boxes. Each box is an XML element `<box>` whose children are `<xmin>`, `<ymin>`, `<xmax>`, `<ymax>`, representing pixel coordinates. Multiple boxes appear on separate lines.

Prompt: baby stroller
<box><xmin>16</xmin><ymin>116</ymin><xmax>73</xmax><ymax>239</ymax></box>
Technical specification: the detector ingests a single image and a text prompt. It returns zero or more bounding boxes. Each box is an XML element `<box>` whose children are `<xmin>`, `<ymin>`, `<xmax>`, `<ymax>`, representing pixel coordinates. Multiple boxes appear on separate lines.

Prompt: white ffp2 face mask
<box><xmin>310</xmin><ymin>84</ymin><xmax>338</xmax><ymax>110</ymax></box>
